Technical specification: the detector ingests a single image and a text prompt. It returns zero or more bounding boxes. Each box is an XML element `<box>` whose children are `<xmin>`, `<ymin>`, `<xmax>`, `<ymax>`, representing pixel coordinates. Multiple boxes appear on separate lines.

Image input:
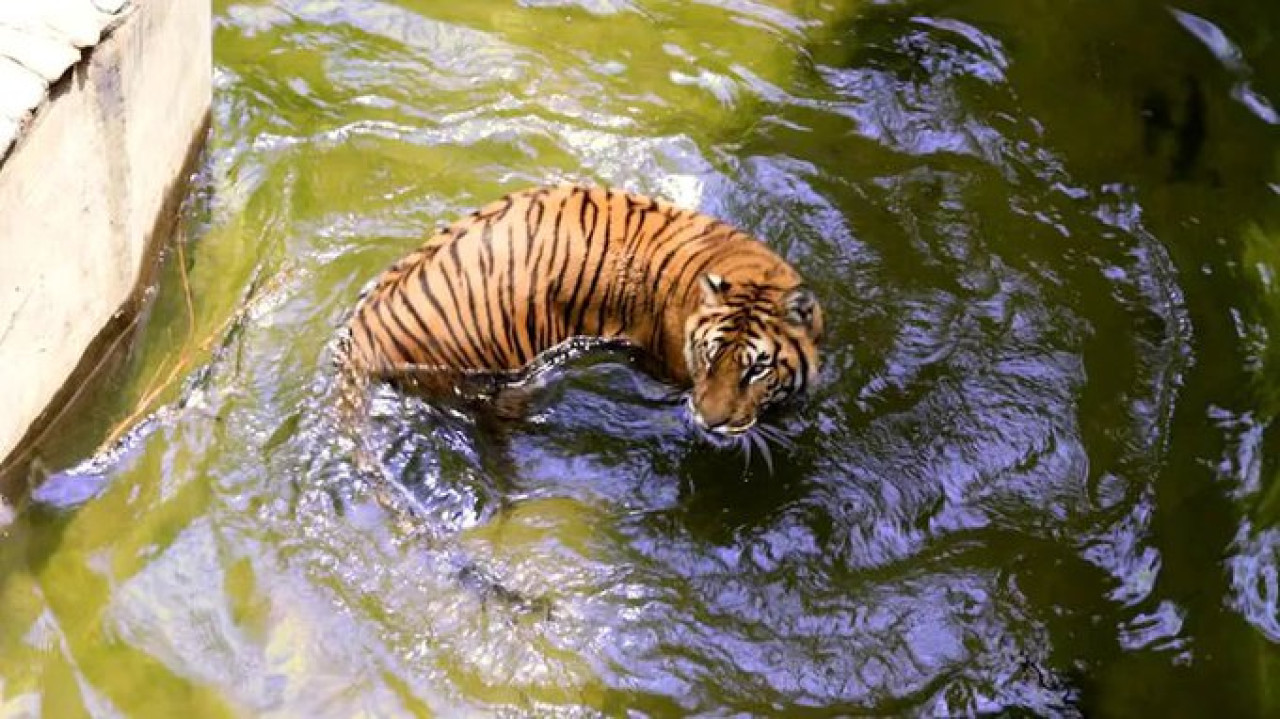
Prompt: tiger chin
<box><xmin>339</xmin><ymin>183</ymin><xmax>824</xmax><ymax>454</ymax></box>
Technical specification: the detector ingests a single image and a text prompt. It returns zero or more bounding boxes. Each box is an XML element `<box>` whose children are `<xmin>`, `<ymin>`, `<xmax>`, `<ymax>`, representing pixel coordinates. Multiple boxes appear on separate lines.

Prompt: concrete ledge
<box><xmin>0</xmin><ymin>0</ymin><xmax>211</xmax><ymax>480</ymax></box>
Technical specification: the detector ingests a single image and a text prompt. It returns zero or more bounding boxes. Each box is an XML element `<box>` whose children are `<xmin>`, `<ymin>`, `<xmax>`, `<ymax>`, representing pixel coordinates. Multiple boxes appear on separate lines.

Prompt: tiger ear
<box><xmin>783</xmin><ymin>285</ymin><xmax>819</xmax><ymax>333</ymax></box>
<box><xmin>700</xmin><ymin>274</ymin><xmax>730</xmax><ymax>307</ymax></box>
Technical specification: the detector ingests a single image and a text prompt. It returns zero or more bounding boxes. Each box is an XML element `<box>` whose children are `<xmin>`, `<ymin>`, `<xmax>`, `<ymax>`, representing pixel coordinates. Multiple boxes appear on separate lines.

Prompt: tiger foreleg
<box><xmin>489</xmin><ymin>383</ymin><xmax>539</xmax><ymax>421</ymax></box>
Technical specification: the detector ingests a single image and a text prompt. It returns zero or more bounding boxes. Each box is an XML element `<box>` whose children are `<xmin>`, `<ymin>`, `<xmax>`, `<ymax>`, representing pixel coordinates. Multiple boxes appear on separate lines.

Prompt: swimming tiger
<box><xmin>339</xmin><ymin>183</ymin><xmax>823</xmax><ymax>438</ymax></box>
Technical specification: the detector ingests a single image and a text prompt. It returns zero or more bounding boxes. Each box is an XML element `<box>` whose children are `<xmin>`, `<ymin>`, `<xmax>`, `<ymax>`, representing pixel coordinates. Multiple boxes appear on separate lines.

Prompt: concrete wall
<box><xmin>0</xmin><ymin>1</ymin><xmax>211</xmax><ymax>474</ymax></box>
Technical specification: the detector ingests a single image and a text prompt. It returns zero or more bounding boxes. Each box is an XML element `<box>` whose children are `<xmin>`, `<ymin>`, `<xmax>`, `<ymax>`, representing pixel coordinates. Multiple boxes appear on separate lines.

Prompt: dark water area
<box><xmin>2</xmin><ymin>0</ymin><xmax>1279</xmax><ymax>716</ymax></box>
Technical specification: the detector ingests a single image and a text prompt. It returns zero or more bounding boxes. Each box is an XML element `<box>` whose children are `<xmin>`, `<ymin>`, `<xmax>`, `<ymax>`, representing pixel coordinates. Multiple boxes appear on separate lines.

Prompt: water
<box><xmin>2</xmin><ymin>0</ymin><xmax>1279</xmax><ymax>715</ymax></box>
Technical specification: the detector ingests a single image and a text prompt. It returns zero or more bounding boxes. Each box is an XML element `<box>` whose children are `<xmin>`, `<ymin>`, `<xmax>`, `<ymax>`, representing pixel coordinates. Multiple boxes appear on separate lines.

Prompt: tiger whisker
<box><xmin>756</xmin><ymin>423</ymin><xmax>795</xmax><ymax>451</ymax></box>
<box><xmin>751</xmin><ymin>430</ymin><xmax>775</xmax><ymax>475</ymax></box>
<box><xmin>739</xmin><ymin>433</ymin><xmax>753</xmax><ymax>467</ymax></box>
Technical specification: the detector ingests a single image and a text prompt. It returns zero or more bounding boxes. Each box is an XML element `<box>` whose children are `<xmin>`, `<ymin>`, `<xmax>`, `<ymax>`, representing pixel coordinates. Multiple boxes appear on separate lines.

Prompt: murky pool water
<box><xmin>3</xmin><ymin>0</ymin><xmax>1279</xmax><ymax>715</ymax></box>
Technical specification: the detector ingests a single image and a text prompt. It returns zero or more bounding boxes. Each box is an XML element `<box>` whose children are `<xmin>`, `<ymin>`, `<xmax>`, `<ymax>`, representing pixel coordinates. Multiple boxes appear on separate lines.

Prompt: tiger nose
<box><xmin>688</xmin><ymin>398</ymin><xmax>748</xmax><ymax>435</ymax></box>
<box><xmin>688</xmin><ymin>397</ymin><xmax>726</xmax><ymax>432</ymax></box>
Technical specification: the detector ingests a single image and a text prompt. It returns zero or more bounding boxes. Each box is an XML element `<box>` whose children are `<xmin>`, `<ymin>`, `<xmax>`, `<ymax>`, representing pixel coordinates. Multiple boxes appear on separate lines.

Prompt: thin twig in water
<box><xmin>96</xmin><ymin>243</ymin><xmax>283</xmax><ymax>454</ymax></box>
<box><xmin>97</xmin><ymin>237</ymin><xmax>197</xmax><ymax>452</ymax></box>
<box><xmin>177</xmin><ymin>230</ymin><xmax>196</xmax><ymax>336</ymax></box>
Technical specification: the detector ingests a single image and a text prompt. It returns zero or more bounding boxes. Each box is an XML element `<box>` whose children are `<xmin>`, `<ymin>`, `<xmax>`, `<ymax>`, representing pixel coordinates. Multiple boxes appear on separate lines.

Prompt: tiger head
<box><xmin>683</xmin><ymin>273</ymin><xmax>823</xmax><ymax>437</ymax></box>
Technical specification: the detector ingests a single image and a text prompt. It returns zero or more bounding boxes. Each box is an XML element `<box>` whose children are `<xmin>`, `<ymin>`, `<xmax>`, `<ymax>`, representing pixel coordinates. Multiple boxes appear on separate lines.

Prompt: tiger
<box><xmin>339</xmin><ymin>183</ymin><xmax>824</xmax><ymax>440</ymax></box>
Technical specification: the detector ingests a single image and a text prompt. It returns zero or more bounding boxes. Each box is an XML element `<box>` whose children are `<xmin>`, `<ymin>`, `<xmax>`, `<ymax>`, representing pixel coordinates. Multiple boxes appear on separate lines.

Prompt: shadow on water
<box><xmin>837</xmin><ymin>1</ymin><xmax>1280</xmax><ymax>715</ymax></box>
<box><xmin>0</xmin><ymin>0</ymin><xmax>1278</xmax><ymax>715</ymax></box>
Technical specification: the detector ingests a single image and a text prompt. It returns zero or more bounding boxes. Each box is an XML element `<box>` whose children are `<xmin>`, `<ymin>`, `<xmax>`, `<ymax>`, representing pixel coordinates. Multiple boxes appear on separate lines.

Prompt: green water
<box><xmin>3</xmin><ymin>0</ymin><xmax>1280</xmax><ymax>715</ymax></box>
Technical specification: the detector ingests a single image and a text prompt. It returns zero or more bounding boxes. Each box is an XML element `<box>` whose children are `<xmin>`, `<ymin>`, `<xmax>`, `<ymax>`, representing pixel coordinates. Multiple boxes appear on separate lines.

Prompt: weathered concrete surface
<box><xmin>0</xmin><ymin>0</ymin><xmax>211</xmax><ymax>473</ymax></box>
<box><xmin>0</xmin><ymin>0</ymin><xmax>132</xmax><ymax>159</ymax></box>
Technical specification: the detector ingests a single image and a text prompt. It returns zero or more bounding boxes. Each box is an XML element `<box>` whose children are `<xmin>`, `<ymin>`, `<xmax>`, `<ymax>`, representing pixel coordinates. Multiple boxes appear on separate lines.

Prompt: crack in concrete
<box><xmin>0</xmin><ymin>287</ymin><xmax>33</xmax><ymax>348</ymax></box>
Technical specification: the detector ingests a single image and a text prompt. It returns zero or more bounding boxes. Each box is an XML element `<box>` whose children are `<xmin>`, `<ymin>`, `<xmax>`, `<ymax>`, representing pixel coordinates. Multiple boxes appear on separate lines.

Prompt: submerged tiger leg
<box><xmin>489</xmin><ymin>383</ymin><xmax>539</xmax><ymax>421</ymax></box>
<box><xmin>332</xmin><ymin>351</ymin><xmax>550</xmax><ymax>617</ymax></box>
<box><xmin>332</xmin><ymin>332</ymin><xmax>381</xmax><ymax>477</ymax></box>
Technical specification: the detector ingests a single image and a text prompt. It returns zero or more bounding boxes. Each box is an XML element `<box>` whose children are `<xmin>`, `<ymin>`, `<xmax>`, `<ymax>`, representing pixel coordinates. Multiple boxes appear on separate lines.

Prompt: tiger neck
<box><xmin>585</xmin><ymin>275</ymin><xmax>697</xmax><ymax>386</ymax></box>
<box><xmin>622</xmin><ymin>251</ymin><xmax>741</xmax><ymax>386</ymax></box>
<box><xmin>554</xmin><ymin>231</ymin><xmax>790</xmax><ymax>387</ymax></box>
